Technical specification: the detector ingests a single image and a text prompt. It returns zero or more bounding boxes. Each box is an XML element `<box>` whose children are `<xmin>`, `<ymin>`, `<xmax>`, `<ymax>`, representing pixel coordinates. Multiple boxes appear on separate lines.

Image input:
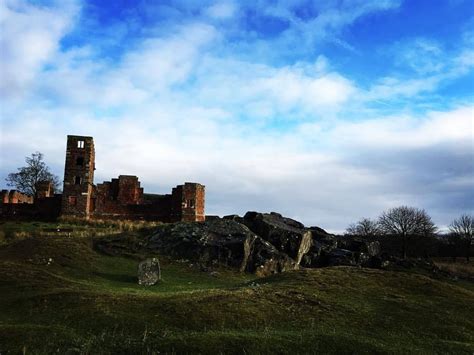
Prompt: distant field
<box><xmin>433</xmin><ymin>258</ymin><xmax>474</xmax><ymax>280</ymax></box>
<box><xmin>0</xmin><ymin>222</ymin><xmax>473</xmax><ymax>354</ymax></box>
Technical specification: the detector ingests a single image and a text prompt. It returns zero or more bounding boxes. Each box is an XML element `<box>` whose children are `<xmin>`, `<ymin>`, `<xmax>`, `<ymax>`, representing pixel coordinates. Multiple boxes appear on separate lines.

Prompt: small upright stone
<box><xmin>138</xmin><ymin>258</ymin><xmax>161</xmax><ymax>286</ymax></box>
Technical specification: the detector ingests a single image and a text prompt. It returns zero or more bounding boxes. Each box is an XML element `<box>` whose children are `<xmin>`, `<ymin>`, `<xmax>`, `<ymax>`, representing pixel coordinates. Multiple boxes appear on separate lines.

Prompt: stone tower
<box><xmin>171</xmin><ymin>183</ymin><xmax>205</xmax><ymax>222</ymax></box>
<box><xmin>61</xmin><ymin>135</ymin><xmax>95</xmax><ymax>218</ymax></box>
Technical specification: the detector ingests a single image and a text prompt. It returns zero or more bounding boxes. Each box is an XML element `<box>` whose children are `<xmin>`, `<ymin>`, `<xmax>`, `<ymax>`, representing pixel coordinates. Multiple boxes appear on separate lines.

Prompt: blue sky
<box><xmin>1</xmin><ymin>0</ymin><xmax>473</xmax><ymax>232</ymax></box>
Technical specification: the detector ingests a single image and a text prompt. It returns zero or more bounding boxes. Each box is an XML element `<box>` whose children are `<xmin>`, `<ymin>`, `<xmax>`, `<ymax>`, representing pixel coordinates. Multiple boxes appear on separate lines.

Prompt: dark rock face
<box><xmin>338</xmin><ymin>238</ymin><xmax>381</xmax><ymax>257</ymax></box>
<box><xmin>96</xmin><ymin>219</ymin><xmax>296</xmax><ymax>277</ymax></box>
<box><xmin>300</xmin><ymin>227</ymin><xmax>338</xmax><ymax>268</ymax></box>
<box><xmin>222</xmin><ymin>214</ymin><xmax>244</xmax><ymax>223</ymax></box>
<box><xmin>242</xmin><ymin>212</ymin><xmax>312</xmax><ymax>266</ymax></box>
<box><xmin>150</xmin><ymin>219</ymin><xmax>296</xmax><ymax>276</ymax></box>
<box><xmin>337</xmin><ymin>237</ymin><xmax>382</xmax><ymax>268</ymax></box>
<box><xmin>95</xmin><ymin>212</ymin><xmax>393</xmax><ymax>276</ymax></box>
<box><xmin>325</xmin><ymin>249</ymin><xmax>358</xmax><ymax>266</ymax></box>
<box><xmin>138</xmin><ymin>258</ymin><xmax>161</xmax><ymax>286</ymax></box>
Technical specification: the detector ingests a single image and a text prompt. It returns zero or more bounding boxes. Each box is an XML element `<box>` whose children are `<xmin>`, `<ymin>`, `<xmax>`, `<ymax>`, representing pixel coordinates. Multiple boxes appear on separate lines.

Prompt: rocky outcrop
<box><xmin>300</xmin><ymin>227</ymin><xmax>338</xmax><ymax>268</ymax></box>
<box><xmin>96</xmin><ymin>219</ymin><xmax>296</xmax><ymax>277</ymax></box>
<box><xmin>95</xmin><ymin>212</ymin><xmax>392</xmax><ymax>276</ymax></box>
<box><xmin>148</xmin><ymin>219</ymin><xmax>296</xmax><ymax>276</ymax></box>
<box><xmin>337</xmin><ymin>237</ymin><xmax>382</xmax><ymax>268</ymax></box>
<box><xmin>242</xmin><ymin>212</ymin><xmax>313</xmax><ymax>267</ymax></box>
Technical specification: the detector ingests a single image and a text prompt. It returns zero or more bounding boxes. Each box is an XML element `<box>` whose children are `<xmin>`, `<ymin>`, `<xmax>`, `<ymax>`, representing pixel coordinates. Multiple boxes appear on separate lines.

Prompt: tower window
<box><xmin>187</xmin><ymin>199</ymin><xmax>195</xmax><ymax>208</ymax></box>
<box><xmin>74</xmin><ymin>176</ymin><xmax>82</xmax><ymax>185</ymax></box>
<box><xmin>76</xmin><ymin>157</ymin><xmax>84</xmax><ymax>166</ymax></box>
<box><xmin>77</xmin><ymin>140</ymin><xmax>85</xmax><ymax>148</ymax></box>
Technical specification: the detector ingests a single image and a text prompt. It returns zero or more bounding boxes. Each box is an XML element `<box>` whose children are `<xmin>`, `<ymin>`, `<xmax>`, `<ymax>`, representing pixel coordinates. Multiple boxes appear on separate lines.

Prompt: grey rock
<box><xmin>338</xmin><ymin>238</ymin><xmax>381</xmax><ymax>257</ymax></box>
<box><xmin>326</xmin><ymin>248</ymin><xmax>358</xmax><ymax>266</ymax></box>
<box><xmin>300</xmin><ymin>228</ymin><xmax>338</xmax><ymax>267</ymax></box>
<box><xmin>138</xmin><ymin>258</ymin><xmax>161</xmax><ymax>286</ymax></box>
<box><xmin>148</xmin><ymin>219</ymin><xmax>296</xmax><ymax>276</ymax></box>
<box><xmin>242</xmin><ymin>211</ymin><xmax>312</xmax><ymax>266</ymax></box>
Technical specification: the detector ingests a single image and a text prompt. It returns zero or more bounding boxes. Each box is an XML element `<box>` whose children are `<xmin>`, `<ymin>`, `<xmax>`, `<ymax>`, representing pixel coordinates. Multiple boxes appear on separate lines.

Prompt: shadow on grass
<box><xmin>93</xmin><ymin>272</ymin><xmax>137</xmax><ymax>284</ymax></box>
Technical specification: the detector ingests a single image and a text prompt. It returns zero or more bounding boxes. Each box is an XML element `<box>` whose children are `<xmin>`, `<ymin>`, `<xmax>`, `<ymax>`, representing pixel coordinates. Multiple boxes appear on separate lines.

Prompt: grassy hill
<box><xmin>0</xmin><ymin>222</ymin><xmax>473</xmax><ymax>354</ymax></box>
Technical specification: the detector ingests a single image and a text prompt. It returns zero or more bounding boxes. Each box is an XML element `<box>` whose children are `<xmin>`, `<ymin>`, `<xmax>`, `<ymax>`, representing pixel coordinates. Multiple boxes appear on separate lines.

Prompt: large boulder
<box><xmin>242</xmin><ymin>212</ymin><xmax>313</xmax><ymax>266</ymax></box>
<box><xmin>300</xmin><ymin>226</ymin><xmax>338</xmax><ymax>267</ymax></box>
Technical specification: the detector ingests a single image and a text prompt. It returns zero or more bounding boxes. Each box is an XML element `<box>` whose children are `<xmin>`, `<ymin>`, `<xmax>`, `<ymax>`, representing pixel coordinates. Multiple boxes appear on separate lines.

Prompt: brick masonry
<box><xmin>1</xmin><ymin>135</ymin><xmax>205</xmax><ymax>222</ymax></box>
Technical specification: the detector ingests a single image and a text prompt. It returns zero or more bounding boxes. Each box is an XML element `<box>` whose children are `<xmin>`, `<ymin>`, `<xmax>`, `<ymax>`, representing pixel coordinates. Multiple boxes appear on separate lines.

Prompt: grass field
<box><xmin>0</xmin><ymin>222</ymin><xmax>473</xmax><ymax>354</ymax></box>
<box><xmin>434</xmin><ymin>258</ymin><xmax>474</xmax><ymax>280</ymax></box>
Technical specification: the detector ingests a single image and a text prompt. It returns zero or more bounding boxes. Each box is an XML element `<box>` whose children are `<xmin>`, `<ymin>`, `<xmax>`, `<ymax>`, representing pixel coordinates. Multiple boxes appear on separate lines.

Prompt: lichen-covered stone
<box><xmin>138</xmin><ymin>258</ymin><xmax>161</xmax><ymax>286</ymax></box>
<box><xmin>242</xmin><ymin>212</ymin><xmax>311</xmax><ymax>265</ymax></box>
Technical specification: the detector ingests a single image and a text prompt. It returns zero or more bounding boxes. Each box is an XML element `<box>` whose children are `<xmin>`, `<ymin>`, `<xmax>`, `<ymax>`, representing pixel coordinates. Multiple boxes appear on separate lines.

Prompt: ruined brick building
<box><xmin>1</xmin><ymin>135</ymin><xmax>205</xmax><ymax>222</ymax></box>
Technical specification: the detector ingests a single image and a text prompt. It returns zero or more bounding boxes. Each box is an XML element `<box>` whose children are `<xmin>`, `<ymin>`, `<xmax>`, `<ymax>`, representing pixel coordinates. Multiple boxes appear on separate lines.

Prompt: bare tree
<box><xmin>346</xmin><ymin>218</ymin><xmax>380</xmax><ymax>237</ymax></box>
<box><xmin>5</xmin><ymin>152</ymin><xmax>61</xmax><ymax>197</ymax></box>
<box><xmin>449</xmin><ymin>215</ymin><xmax>473</xmax><ymax>261</ymax></box>
<box><xmin>378</xmin><ymin>206</ymin><xmax>437</xmax><ymax>259</ymax></box>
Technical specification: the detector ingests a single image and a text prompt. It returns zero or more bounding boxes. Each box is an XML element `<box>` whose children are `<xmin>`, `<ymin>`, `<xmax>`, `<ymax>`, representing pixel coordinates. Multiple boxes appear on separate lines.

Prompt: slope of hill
<box><xmin>0</xmin><ymin>225</ymin><xmax>473</xmax><ymax>354</ymax></box>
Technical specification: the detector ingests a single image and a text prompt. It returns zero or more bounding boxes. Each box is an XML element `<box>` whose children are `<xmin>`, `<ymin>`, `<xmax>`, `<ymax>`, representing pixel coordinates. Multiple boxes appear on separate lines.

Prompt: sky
<box><xmin>0</xmin><ymin>0</ymin><xmax>473</xmax><ymax>232</ymax></box>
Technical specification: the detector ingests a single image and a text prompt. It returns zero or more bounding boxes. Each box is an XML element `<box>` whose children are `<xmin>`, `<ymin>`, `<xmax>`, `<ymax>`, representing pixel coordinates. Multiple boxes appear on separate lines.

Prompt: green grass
<box><xmin>0</xmin><ymin>219</ymin><xmax>161</xmax><ymax>244</ymax></box>
<box><xmin>0</xmin><ymin>223</ymin><xmax>473</xmax><ymax>354</ymax></box>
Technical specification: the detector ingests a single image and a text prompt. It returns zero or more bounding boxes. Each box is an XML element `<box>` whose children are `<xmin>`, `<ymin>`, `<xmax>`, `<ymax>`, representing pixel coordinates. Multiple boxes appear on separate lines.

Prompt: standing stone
<box><xmin>138</xmin><ymin>258</ymin><xmax>161</xmax><ymax>286</ymax></box>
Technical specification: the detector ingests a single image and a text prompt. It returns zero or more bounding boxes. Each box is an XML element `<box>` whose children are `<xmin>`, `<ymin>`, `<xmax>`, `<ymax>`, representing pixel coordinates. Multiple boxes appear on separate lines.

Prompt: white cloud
<box><xmin>30</xmin><ymin>22</ymin><xmax>218</xmax><ymax>107</ymax></box>
<box><xmin>391</xmin><ymin>38</ymin><xmax>444</xmax><ymax>74</ymax></box>
<box><xmin>0</xmin><ymin>0</ymin><xmax>79</xmax><ymax>98</ymax></box>
<box><xmin>367</xmin><ymin>37</ymin><xmax>474</xmax><ymax>101</ymax></box>
<box><xmin>183</xmin><ymin>58</ymin><xmax>357</xmax><ymax>119</ymax></box>
<box><xmin>205</xmin><ymin>1</ymin><xmax>236</xmax><ymax>19</ymax></box>
<box><xmin>120</xmin><ymin>23</ymin><xmax>218</xmax><ymax>92</ymax></box>
<box><xmin>328</xmin><ymin>106</ymin><xmax>474</xmax><ymax>149</ymax></box>
<box><xmin>252</xmin><ymin>0</ymin><xmax>402</xmax><ymax>51</ymax></box>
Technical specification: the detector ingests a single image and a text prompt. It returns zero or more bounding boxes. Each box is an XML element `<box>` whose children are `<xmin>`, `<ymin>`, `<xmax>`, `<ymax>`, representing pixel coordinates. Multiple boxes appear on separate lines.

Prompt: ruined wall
<box><xmin>34</xmin><ymin>194</ymin><xmax>62</xmax><ymax>220</ymax></box>
<box><xmin>94</xmin><ymin>175</ymin><xmax>144</xmax><ymax>217</ymax></box>
<box><xmin>0</xmin><ymin>190</ymin><xmax>33</xmax><ymax>204</ymax></box>
<box><xmin>0</xmin><ymin>190</ymin><xmax>8</xmax><ymax>204</ymax></box>
<box><xmin>171</xmin><ymin>183</ymin><xmax>205</xmax><ymax>222</ymax></box>
<box><xmin>61</xmin><ymin>135</ymin><xmax>95</xmax><ymax>218</ymax></box>
<box><xmin>2</xmin><ymin>135</ymin><xmax>206</xmax><ymax>222</ymax></box>
<box><xmin>36</xmin><ymin>181</ymin><xmax>53</xmax><ymax>199</ymax></box>
<box><xmin>0</xmin><ymin>188</ymin><xmax>60</xmax><ymax>221</ymax></box>
<box><xmin>125</xmin><ymin>194</ymin><xmax>174</xmax><ymax>221</ymax></box>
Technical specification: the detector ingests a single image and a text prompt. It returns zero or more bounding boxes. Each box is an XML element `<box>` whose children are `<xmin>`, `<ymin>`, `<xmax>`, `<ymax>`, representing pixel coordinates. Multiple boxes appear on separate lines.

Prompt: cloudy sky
<box><xmin>1</xmin><ymin>0</ymin><xmax>473</xmax><ymax>232</ymax></box>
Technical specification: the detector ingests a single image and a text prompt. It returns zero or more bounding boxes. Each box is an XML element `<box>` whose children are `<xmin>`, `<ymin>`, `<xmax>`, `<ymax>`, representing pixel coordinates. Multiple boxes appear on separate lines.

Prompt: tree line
<box><xmin>346</xmin><ymin>206</ymin><xmax>473</xmax><ymax>261</ymax></box>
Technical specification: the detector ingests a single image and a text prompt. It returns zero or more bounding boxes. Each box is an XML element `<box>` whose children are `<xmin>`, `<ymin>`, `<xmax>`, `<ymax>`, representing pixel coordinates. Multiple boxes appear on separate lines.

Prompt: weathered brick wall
<box><xmin>36</xmin><ymin>181</ymin><xmax>53</xmax><ymax>199</ymax></box>
<box><xmin>194</xmin><ymin>184</ymin><xmax>205</xmax><ymax>222</ymax></box>
<box><xmin>3</xmin><ymin>135</ymin><xmax>207</xmax><ymax>222</ymax></box>
<box><xmin>171</xmin><ymin>183</ymin><xmax>205</xmax><ymax>222</ymax></box>
<box><xmin>0</xmin><ymin>190</ymin><xmax>33</xmax><ymax>206</ymax></box>
<box><xmin>94</xmin><ymin>175</ymin><xmax>144</xmax><ymax>216</ymax></box>
<box><xmin>0</xmin><ymin>194</ymin><xmax>61</xmax><ymax>220</ymax></box>
<box><xmin>1</xmin><ymin>190</ymin><xmax>10</xmax><ymax>204</ymax></box>
<box><xmin>34</xmin><ymin>194</ymin><xmax>62</xmax><ymax>220</ymax></box>
<box><xmin>54</xmin><ymin>135</ymin><xmax>207</xmax><ymax>222</ymax></box>
<box><xmin>61</xmin><ymin>135</ymin><xmax>95</xmax><ymax>218</ymax></box>
<box><xmin>117</xmin><ymin>176</ymin><xmax>143</xmax><ymax>204</ymax></box>
<box><xmin>2</xmin><ymin>190</ymin><xmax>34</xmax><ymax>204</ymax></box>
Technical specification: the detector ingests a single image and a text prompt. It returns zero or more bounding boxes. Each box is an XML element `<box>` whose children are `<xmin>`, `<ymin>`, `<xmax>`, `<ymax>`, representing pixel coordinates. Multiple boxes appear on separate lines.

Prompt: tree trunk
<box><xmin>402</xmin><ymin>233</ymin><xmax>407</xmax><ymax>259</ymax></box>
